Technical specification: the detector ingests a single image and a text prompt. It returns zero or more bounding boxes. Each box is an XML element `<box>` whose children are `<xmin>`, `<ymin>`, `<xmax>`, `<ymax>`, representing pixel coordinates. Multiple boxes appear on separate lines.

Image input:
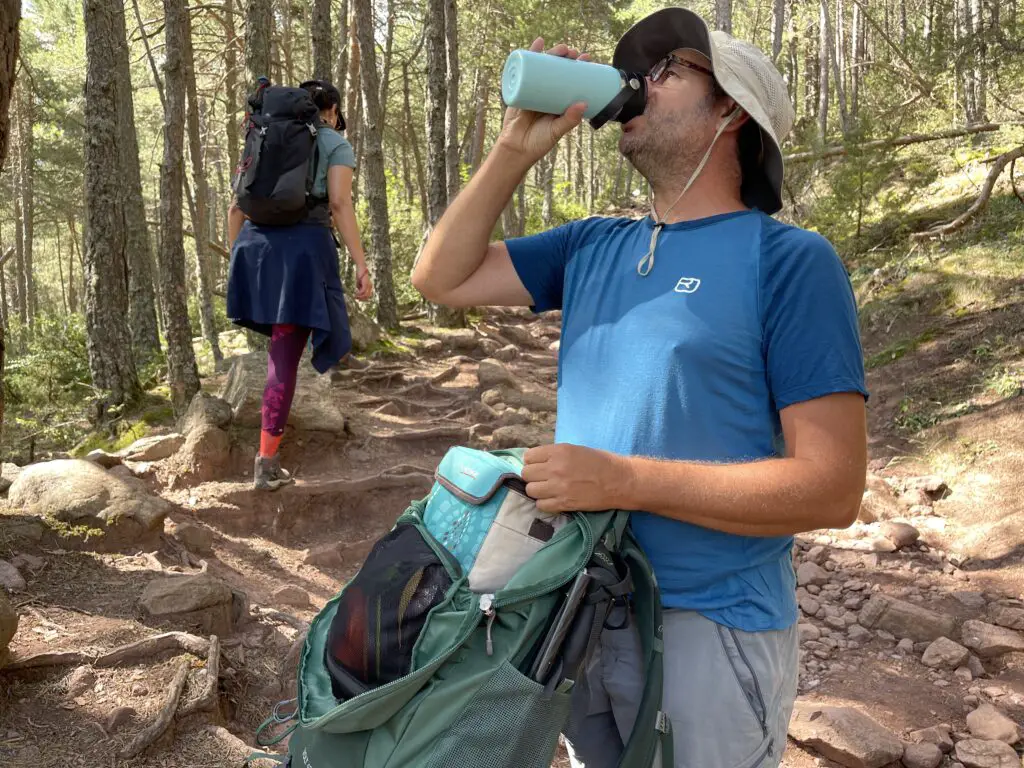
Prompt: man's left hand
<box><xmin>521</xmin><ymin>444</ymin><xmax>630</xmax><ymax>514</ymax></box>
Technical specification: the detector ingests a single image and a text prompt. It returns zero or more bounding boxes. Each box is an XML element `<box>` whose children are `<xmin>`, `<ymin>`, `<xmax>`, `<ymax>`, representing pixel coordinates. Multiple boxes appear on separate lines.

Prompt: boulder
<box><xmin>7</xmin><ymin>460</ymin><xmax>169</xmax><ymax>549</ymax></box>
<box><xmin>67</xmin><ymin>666</ymin><xmax>97</xmax><ymax>697</ymax></box>
<box><xmin>177</xmin><ymin>425</ymin><xmax>232</xmax><ymax>482</ymax></box>
<box><xmin>273</xmin><ymin>585</ymin><xmax>312</xmax><ymax>610</ymax></box>
<box><xmin>879</xmin><ymin>521</ymin><xmax>920</xmax><ymax>549</ymax></box>
<box><xmin>966</xmin><ymin>704</ymin><xmax>1020</xmax><ymax>745</ymax></box>
<box><xmin>140</xmin><ymin>572</ymin><xmax>237</xmax><ymax>636</ymax></box>
<box><xmin>178</xmin><ymin>392</ymin><xmax>233</xmax><ymax>437</ymax></box>
<box><xmin>960</xmin><ymin>620</ymin><xmax>1024</xmax><ymax>658</ymax></box>
<box><xmin>0</xmin><ymin>590</ymin><xmax>18</xmax><ymax>664</ymax></box>
<box><xmin>797</xmin><ymin>562</ymin><xmax>830</xmax><ymax>587</ymax></box>
<box><xmin>954</xmin><ymin>739</ymin><xmax>1020</xmax><ymax>768</ymax></box>
<box><xmin>476</xmin><ymin>359</ymin><xmax>519</xmax><ymax>390</ymax></box>
<box><xmin>921</xmin><ymin>637</ymin><xmax>970</xmax><ymax>669</ymax></box>
<box><xmin>909</xmin><ymin>725</ymin><xmax>954</xmax><ymax>754</ymax></box>
<box><xmin>118</xmin><ymin>434</ymin><xmax>185</xmax><ymax>462</ymax></box>
<box><xmin>169</xmin><ymin>522</ymin><xmax>215</xmax><ymax>555</ymax></box>
<box><xmin>493</xmin><ymin>344</ymin><xmax>519</xmax><ymax>362</ymax></box>
<box><xmin>859</xmin><ymin>474</ymin><xmax>902</xmax><ymax>523</ymax></box>
<box><xmin>858</xmin><ymin>594</ymin><xmax>957</xmax><ymax>642</ymax></box>
<box><xmin>988</xmin><ymin>606</ymin><xmax>1024</xmax><ymax>632</ymax></box>
<box><xmin>0</xmin><ymin>463</ymin><xmax>22</xmax><ymax>494</ymax></box>
<box><xmin>347</xmin><ymin>301</ymin><xmax>383</xmax><ymax>352</ymax></box>
<box><xmin>788</xmin><ymin>701</ymin><xmax>904</xmax><ymax>768</ymax></box>
<box><xmin>86</xmin><ymin>450</ymin><xmax>122</xmax><ymax>469</ymax></box>
<box><xmin>0</xmin><ymin>560</ymin><xmax>26</xmax><ymax>592</ymax></box>
<box><xmin>491</xmin><ymin>425</ymin><xmax>554</xmax><ymax>450</ymax></box>
<box><xmin>221</xmin><ymin>353</ymin><xmax>349</xmax><ymax>435</ymax></box>
<box><xmin>901</xmin><ymin>742</ymin><xmax>943</xmax><ymax>768</ymax></box>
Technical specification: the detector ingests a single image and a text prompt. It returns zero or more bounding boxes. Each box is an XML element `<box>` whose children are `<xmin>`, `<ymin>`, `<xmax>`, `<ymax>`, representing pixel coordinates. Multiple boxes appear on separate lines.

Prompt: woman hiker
<box><xmin>227</xmin><ymin>79</ymin><xmax>374</xmax><ymax>491</ymax></box>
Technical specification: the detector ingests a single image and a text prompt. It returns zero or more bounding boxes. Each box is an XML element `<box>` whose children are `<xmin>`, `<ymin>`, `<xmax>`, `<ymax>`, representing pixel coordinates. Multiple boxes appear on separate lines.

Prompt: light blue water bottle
<box><xmin>500</xmin><ymin>49</ymin><xmax>647</xmax><ymax>129</ymax></box>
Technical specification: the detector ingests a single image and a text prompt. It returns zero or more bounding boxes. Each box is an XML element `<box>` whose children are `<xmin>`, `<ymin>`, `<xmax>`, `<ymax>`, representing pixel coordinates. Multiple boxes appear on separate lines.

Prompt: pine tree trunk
<box><xmin>352</xmin><ymin>0</ymin><xmax>398</xmax><ymax>331</ymax></box>
<box><xmin>345</xmin><ymin>25</ymin><xmax>360</xmax><ymax>154</ymax></box>
<box><xmin>822</xmin><ymin>0</ymin><xmax>848</xmax><ymax>134</ymax></box>
<box><xmin>312</xmin><ymin>0</ymin><xmax>332</xmax><ymax>81</ymax></box>
<box><xmin>0</xmin><ymin>0</ymin><xmax>17</xmax><ymax>175</ymax></box>
<box><xmin>159</xmin><ymin>0</ymin><xmax>201</xmax><ymax>416</ymax></box>
<box><xmin>624</xmin><ymin>161</ymin><xmax>634</xmax><ymax>204</ymax></box>
<box><xmin>183</xmin><ymin>10</ymin><xmax>222</xmax><ymax>364</ymax></box>
<box><xmin>899</xmin><ymin>0</ymin><xmax>908</xmax><ymax>46</ymax></box>
<box><xmin>587</xmin><ymin>128</ymin><xmax>595</xmax><ymax>212</ymax></box>
<box><xmin>444</xmin><ymin>0</ymin><xmax>460</xmax><ymax>200</ymax></box>
<box><xmin>244</xmin><ymin>0</ymin><xmax>273</xmax><ymax>87</ymax></box>
<box><xmin>336</xmin><ymin>0</ymin><xmax>349</xmax><ymax>93</ymax></box>
<box><xmin>773</xmin><ymin>0</ymin><xmax>786</xmax><ymax>61</ymax></box>
<box><xmin>403</xmin><ymin>62</ymin><xmax>428</xmax><ymax>222</ymax></box>
<box><xmin>516</xmin><ymin>181</ymin><xmax>526</xmax><ymax>237</ymax></box>
<box><xmin>67</xmin><ymin>215</ymin><xmax>78</xmax><ymax>314</ymax></box>
<box><xmin>851</xmin><ymin>1</ymin><xmax>861</xmax><ymax>116</ymax></box>
<box><xmin>424</xmin><ymin>0</ymin><xmax>447</xmax><ymax>225</ymax></box>
<box><xmin>223</xmin><ymin>0</ymin><xmax>240</xmax><ymax>167</ymax></box>
<box><xmin>542</xmin><ymin>143</ymin><xmax>557</xmax><ymax>226</ymax></box>
<box><xmin>280</xmin><ymin>0</ymin><xmax>294</xmax><ymax>82</ymax></box>
<box><xmin>113</xmin><ymin>0</ymin><xmax>161</xmax><ymax>364</ymax></box>
<box><xmin>83</xmin><ymin>0</ymin><xmax>142</xmax><ymax>414</ymax></box>
<box><xmin>470</xmin><ymin>69</ymin><xmax>488</xmax><ymax>173</ymax></box>
<box><xmin>818</xmin><ymin>0</ymin><xmax>830</xmax><ymax>140</ymax></box>
<box><xmin>379</xmin><ymin>1</ymin><xmax>395</xmax><ymax>122</ymax></box>
<box><xmin>17</xmin><ymin>81</ymin><xmax>33</xmax><ymax>330</ymax></box>
<box><xmin>11</xmin><ymin>109</ymin><xmax>24</xmax><ymax>332</ymax></box>
<box><xmin>972</xmin><ymin>0</ymin><xmax>986</xmax><ymax>122</ymax></box>
<box><xmin>716</xmin><ymin>0</ymin><xmax>733</xmax><ymax>32</ymax></box>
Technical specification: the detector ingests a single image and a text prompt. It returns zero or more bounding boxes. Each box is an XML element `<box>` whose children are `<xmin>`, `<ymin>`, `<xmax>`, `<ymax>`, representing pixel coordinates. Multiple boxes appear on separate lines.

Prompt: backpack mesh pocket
<box><xmin>325</xmin><ymin>523</ymin><xmax>454</xmax><ymax>700</ymax></box>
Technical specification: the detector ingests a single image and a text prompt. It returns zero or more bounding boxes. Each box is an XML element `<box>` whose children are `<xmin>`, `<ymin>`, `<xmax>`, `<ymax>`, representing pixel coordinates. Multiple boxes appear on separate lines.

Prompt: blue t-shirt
<box><xmin>506</xmin><ymin>210</ymin><xmax>868</xmax><ymax>631</ymax></box>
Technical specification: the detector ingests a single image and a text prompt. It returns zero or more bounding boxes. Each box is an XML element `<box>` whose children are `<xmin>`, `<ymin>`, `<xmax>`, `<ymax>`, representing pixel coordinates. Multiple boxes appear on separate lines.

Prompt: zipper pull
<box><xmin>480</xmin><ymin>594</ymin><xmax>496</xmax><ymax>656</ymax></box>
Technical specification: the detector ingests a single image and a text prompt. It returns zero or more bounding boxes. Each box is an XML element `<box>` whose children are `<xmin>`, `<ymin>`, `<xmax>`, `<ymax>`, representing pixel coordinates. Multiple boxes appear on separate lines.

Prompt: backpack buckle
<box><xmin>656</xmin><ymin>711</ymin><xmax>671</xmax><ymax>734</ymax></box>
<box><xmin>307</xmin><ymin>123</ymin><xmax>318</xmax><ymax>137</ymax></box>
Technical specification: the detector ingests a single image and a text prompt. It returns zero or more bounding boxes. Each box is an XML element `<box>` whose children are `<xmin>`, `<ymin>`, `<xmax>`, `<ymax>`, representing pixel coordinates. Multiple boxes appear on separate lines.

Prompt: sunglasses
<box><xmin>648</xmin><ymin>53</ymin><xmax>714</xmax><ymax>84</ymax></box>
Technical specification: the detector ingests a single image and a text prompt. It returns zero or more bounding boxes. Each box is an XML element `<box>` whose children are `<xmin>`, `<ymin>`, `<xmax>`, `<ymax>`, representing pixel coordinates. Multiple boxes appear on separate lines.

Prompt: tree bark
<box><xmin>114</xmin><ymin>0</ymin><xmax>162</xmax><ymax>364</ymax></box>
<box><xmin>0</xmin><ymin>0</ymin><xmax>17</xmax><ymax>173</ymax></box>
<box><xmin>159</xmin><ymin>0</ymin><xmax>201</xmax><ymax>416</ymax></box>
<box><xmin>222</xmin><ymin>0</ymin><xmax>240</xmax><ymax>168</ymax></box>
<box><xmin>11</xmin><ymin>100</ymin><xmax>23</xmax><ymax>330</ymax></box>
<box><xmin>379</xmin><ymin>1</ymin><xmax>395</xmax><ymax>122</ymax></box>
<box><xmin>971</xmin><ymin>0</ymin><xmax>986</xmax><ymax>123</ymax></box>
<box><xmin>772</xmin><ymin>0</ymin><xmax>786</xmax><ymax>61</ymax></box>
<box><xmin>818</xmin><ymin>0</ymin><xmax>830</xmax><ymax>140</ymax></box>
<box><xmin>312</xmin><ymin>0</ymin><xmax>332</xmax><ymax>81</ymax></box>
<box><xmin>352</xmin><ymin>0</ymin><xmax>398</xmax><ymax>331</ymax></box>
<box><xmin>67</xmin><ymin>215</ymin><xmax>78</xmax><ymax>315</ymax></box>
<box><xmin>403</xmin><ymin>61</ymin><xmax>428</xmax><ymax>221</ymax></box>
<box><xmin>17</xmin><ymin>79</ymin><xmax>32</xmax><ymax>329</ymax></box>
<box><xmin>183</xmin><ymin>9</ymin><xmax>222</xmax><ymax>365</ymax></box>
<box><xmin>469</xmin><ymin>68</ymin><xmax>488</xmax><ymax>173</ymax></box>
<box><xmin>345</xmin><ymin>24</ymin><xmax>360</xmax><ymax>157</ymax></box>
<box><xmin>280</xmin><ymin>0</ymin><xmax>294</xmax><ymax>83</ymax></box>
<box><xmin>424</xmin><ymin>0</ymin><xmax>447</xmax><ymax>225</ymax></box>
<box><xmin>822</xmin><ymin>0</ymin><xmax>848</xmax><ymax>134</ymax></box>
<box><xmin>336</xmin><ymin>0</ymin><xmax>349</xmax><ymax>93</ymax></box>
<box><xmin>851</xmin><ymin>0</ymin><xmax>861</xmax><ymax>116</ymax></box>
<box><xmin>715</xmin><ymin>0</ymin><xmax>733</xmax><ymax>33</ymax></box>
<box><xmin>542</xmin><ymin>143</ymin><xmax>557</xmax><ymax>226</ymax></box>
<box><xmin>83</xmin><ymin>0</ymin><xmax>143</xmax><ymax>415</ymax></box>
<box><xmin>444</xmin><ymin>0</ymin><xmax>460</xmax><ymax>200</ymax></box>
<box><xmin>244</xmin><ymin>0</ymin><xmax>272</xmax><ymax>87</ymax></box>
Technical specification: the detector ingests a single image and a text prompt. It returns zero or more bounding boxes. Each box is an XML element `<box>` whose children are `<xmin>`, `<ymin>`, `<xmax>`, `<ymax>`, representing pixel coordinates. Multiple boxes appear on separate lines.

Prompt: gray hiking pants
<box><xmin>563</xmin><ymin>608</ymin><xmax>799</xmax><ymax>768</ymax></box>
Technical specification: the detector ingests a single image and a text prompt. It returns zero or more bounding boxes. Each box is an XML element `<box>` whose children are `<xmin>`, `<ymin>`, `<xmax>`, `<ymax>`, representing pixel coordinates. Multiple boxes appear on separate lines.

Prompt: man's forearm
<box><xmin>412</xmin><ymin>145</ymin><xmax>530</xmax><ymax>295</ymax></box>
<box><xmin>617</xmin><ymin>455</ymin><xmax>864</xmax><ymax>537</ymax></box>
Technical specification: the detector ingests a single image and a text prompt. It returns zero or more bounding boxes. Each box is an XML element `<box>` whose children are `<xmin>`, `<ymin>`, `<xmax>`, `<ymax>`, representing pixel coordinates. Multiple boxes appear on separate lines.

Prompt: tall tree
<box><xmin>353</xmin><ymin>0</ymin><xmax>398</xmax><ymax>330</ymax></box>
<box><xmin>159</xmin><ymin>0</ymin><xmax>201</xmax><ymax>416</ymax></box>
<box><xmin>312</xmin><ymin>0</ymin><xmax>332</xmax><ymax>81</ymax></box>
<box><xmin>82</xmin><ymin>0</ymin><xmax>142</xmax><ymax>414</ymax></box>
<box><xmin>0</xmin><ymin>0</ymin><xmax>19</xmax><ymax>437</ymax></box>
<box><xmin>716</xmin><ymin>0</ymin><xmax>733</xmax><ymax>33</ymax></box>
<box><xmin>444</xmin><ymin>0</ymin><xmax>460</xmax><ymax>199</ymax></box>
<box><xmin>818</xmin><ymin>0</ymin><xmax>830</xmax><ymax>139</ymax></box>
<box><xmin>182</xmin><ymin>9</ymin><xmax>223</xmax><ymax>365</ymax></box>
<box><xmin>114</xmin><ymin>0</ymin><xmax>161</xmax><ymax>364</ymax></box>
<box><xmin>245</xmin><ymin>0</ymin><xmax>273</xmax><ymax>88</ymax></box>
<box><xmin>16</xmin><ymin>78</ymin><xmax>32</xmax><ymax>329</ymax></box>
<box><xmin>222</xmin><ymin>0</ymin><xmax>240</xmax><ymax>168</ymax></box>
<box><xmin>335</xmin><ymin>0</ymin><xmax>349</xmax><ymax>92</ymax></box>
<box><xmin>773</xmin><ymin>0</ymin><xmax>786</xmax><ymax>61</ymax></box>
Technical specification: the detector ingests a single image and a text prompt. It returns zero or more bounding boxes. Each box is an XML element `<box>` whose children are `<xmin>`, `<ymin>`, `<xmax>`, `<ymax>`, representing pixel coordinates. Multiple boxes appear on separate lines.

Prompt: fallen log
<box><xmin>911</xmin><ymin>144</ymin><xmax>1024</xmax><ymax>241</ymax></box>
<box><xmin>784</xmin><ymin>123</ymin><xmax>1002</xmax><ymax>164</ymax></box>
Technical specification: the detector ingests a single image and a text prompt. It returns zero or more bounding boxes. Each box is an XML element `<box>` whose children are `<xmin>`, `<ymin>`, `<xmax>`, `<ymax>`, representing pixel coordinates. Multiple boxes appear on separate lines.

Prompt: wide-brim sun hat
<box><xmin>613</xmin><ymin>7</ymin><xmax>796</xmax><ymax>215</ymax></box>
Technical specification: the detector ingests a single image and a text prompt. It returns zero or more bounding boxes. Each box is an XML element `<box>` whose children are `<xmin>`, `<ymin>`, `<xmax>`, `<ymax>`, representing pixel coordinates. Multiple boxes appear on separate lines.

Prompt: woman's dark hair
<box><xmin>300</xmin><ymin>79</ymin><xmax>346</xmax><ymax>131</ymax></box>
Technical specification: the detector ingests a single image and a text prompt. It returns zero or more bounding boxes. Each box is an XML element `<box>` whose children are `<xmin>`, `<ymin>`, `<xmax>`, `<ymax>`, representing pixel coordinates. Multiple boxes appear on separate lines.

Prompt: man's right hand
<box><xmin>495</xmin><ymin>37</ymin><xmax>590</xmax><ymax>166</ymax></box>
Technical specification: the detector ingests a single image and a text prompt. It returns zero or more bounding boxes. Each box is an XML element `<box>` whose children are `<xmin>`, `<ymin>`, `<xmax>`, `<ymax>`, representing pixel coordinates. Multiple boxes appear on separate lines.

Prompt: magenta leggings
<box><xmin>262</xmin><ymin>324</ymin><xmax>311</xmax><ymax>436</ymax></box>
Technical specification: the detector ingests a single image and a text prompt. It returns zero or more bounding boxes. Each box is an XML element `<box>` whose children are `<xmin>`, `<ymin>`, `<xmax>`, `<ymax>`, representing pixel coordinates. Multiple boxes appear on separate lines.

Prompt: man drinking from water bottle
<box><xmin>412</xmin><ymin>7</ymin><xmax>868</xmax><ymax>767</ymax></box>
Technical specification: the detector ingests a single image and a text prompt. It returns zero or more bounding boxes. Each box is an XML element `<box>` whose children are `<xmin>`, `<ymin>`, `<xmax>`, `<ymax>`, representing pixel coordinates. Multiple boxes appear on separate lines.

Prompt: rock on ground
<box><xmin>966</xmin><ymin>703</ymin><xmax>1020</xmax><ymax>744</ymax></box>
<box><xmin>988</xmin><ymin>606</ymin><xmax>1024</xmax><ymax>631</ymax></box>
<box><xmin>118</xmin><ymin>434</ymin><xmax>185</xmax><ymax>462</ymax></box>
<box><xmin>140</xmin><ymin>572</ymin><xmax>237</xmax><ymax>636</ymax></box>
<box><xmin>858</xmin><ymin>594</ymin><xmax>957</xmax><ymax>642</ymax></box>
<box><xmin>954</xmin><ymin>738</ymin><xmax>1021</xmax><ymax>768</ymax></box>
<box><xmin>901</xmin><ymin>742</ymin><xmax>944</xmax><ymax>768</ymax></box>
<box><xmin>0</xmin><ymin>560</ymin><xmax>26</xmax><ymax>592</ymax></box>
<box><xmin>921</xmin><ymin>637</ymin><xmax>971</xmax><ymax>669</ymax></box>
<box><xmin>179</xmin><ymin>392</ymin><xmax>233</xmax><ymax>437</ymax></box>
<box><xmin>960</xmin><ymin>620</ymin><xmax>1024</xmax><ymax>658</ymax></box>
<box><xmin>788</xmin><ymin>701</ymin><xmax>904</xmax><ymax>768</ymax></box>
<box><xmin>859</xmin><ymin>474</ymin><xmax>902</xmax><ymax>523</ymax></box>
<box><xmin>7</xmin><ymin>459</ymin><xmax>169</xmax><ymax>549</ymax></box>
<box><xmin>176</xmin><ymin>425</ymin><xmax>232</xmax><ymax>482</ymax></box>
<box><xmin>273</xmin><ymin>585</ymin><xmax>312</xmax><ymax>609</ymax></box>
<box><xmin>909</xmin><ymin>724</ymin><xmax>954</xmax><ymax>753</ymax></box>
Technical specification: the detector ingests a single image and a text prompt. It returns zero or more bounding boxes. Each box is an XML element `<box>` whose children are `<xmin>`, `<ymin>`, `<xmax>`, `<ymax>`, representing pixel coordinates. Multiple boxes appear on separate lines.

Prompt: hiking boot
<box><xmin>337</xmin><ymin>353</ymin><xmax>369</xmax><ymax>370</ymax></box>
<box><xmin>254</xmin><ymin>453</ymin><xmax>293</xmax><ymax>491</ymax></box>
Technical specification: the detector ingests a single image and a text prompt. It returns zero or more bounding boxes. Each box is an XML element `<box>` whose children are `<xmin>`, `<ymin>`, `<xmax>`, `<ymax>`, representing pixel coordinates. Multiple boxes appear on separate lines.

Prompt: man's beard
<box><xmin>620</xmin><ymin>99</ymin><xmax>715</xmax><ymax>190</ymax></box>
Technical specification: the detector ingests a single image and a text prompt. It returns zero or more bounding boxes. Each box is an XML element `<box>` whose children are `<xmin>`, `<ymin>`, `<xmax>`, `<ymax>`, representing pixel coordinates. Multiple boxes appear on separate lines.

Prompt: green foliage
<box><xmin>4</xmin><ymin>313</ymin><xmax>90</xmax><ymax>407</ymax></box>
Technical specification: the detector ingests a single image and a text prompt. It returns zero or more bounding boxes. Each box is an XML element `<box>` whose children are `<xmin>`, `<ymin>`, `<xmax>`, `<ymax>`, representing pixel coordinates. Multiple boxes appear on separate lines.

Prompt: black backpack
<box><xmin>233</xmin><ymin>79</ymin><xmax>322</xmax><ymax>226</ymax></box>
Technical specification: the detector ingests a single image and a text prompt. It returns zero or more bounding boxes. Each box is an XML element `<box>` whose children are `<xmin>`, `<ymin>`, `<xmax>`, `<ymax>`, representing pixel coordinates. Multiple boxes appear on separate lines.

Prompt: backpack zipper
<box><xmin>480</xmin><ymin>593</ymin><xmax>497</xmax><ymax>656</ymax></box>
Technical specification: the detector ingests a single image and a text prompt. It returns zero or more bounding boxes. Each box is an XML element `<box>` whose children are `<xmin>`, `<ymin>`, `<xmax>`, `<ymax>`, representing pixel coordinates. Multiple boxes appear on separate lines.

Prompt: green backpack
<box><xmin>249</xmin><ymin>446</ymin><xmax>673</xmax><ymax>768</ymax></box>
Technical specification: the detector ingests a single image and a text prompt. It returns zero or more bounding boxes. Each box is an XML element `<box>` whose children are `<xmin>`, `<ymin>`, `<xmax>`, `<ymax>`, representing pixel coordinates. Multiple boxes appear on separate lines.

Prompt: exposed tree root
<box><xmin>117</xmin><ymin>657</ymin><xmax>191</xmax><ymax>758</ymax></box>
<box><xmin>179</xmin><ymin>635</ymin><xmax>220</xmax><ymax>717</ymax></box>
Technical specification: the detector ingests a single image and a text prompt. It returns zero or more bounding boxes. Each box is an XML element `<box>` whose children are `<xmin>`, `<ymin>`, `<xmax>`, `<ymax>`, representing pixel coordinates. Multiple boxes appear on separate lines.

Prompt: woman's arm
<box><xmin>228</xmin><ymin>198</ymin><xmax>247</xmax><ymax>247</ymax></box>
<box><xmin>328</xmin><ymin>165</ymin><xmax>372</xmax><ymax>300</ymax></box>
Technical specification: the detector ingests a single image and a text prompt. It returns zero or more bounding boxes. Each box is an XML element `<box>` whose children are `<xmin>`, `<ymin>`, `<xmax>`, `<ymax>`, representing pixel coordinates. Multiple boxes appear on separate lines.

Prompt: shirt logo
<box><xmin>674</xmin><ymin>276</ymin><xmax>701</xmax><ymax>294</ymax></box>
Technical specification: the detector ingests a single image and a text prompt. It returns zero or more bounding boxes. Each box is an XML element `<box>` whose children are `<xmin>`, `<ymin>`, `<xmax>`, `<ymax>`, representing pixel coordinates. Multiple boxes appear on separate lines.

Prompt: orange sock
<box><xmin>260</xmin><ymin>431</ymin><xmax>283</xmax><ymax>458</ymax></box>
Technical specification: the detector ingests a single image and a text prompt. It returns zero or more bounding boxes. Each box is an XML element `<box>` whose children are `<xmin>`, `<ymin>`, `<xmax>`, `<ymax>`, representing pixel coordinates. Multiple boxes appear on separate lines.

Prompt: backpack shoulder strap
<box><xmin>616</xmin><ymin>530</ymin><xmax>674</xmax><ymax>768</ymax></box>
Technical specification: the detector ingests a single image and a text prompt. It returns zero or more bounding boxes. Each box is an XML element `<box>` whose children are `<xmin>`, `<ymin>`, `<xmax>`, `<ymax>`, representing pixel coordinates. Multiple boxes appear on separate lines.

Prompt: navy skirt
<box><xmin>226</xmin><ymin>221</ymin><xmax>353</xmax><ymax>373</ymax></box>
